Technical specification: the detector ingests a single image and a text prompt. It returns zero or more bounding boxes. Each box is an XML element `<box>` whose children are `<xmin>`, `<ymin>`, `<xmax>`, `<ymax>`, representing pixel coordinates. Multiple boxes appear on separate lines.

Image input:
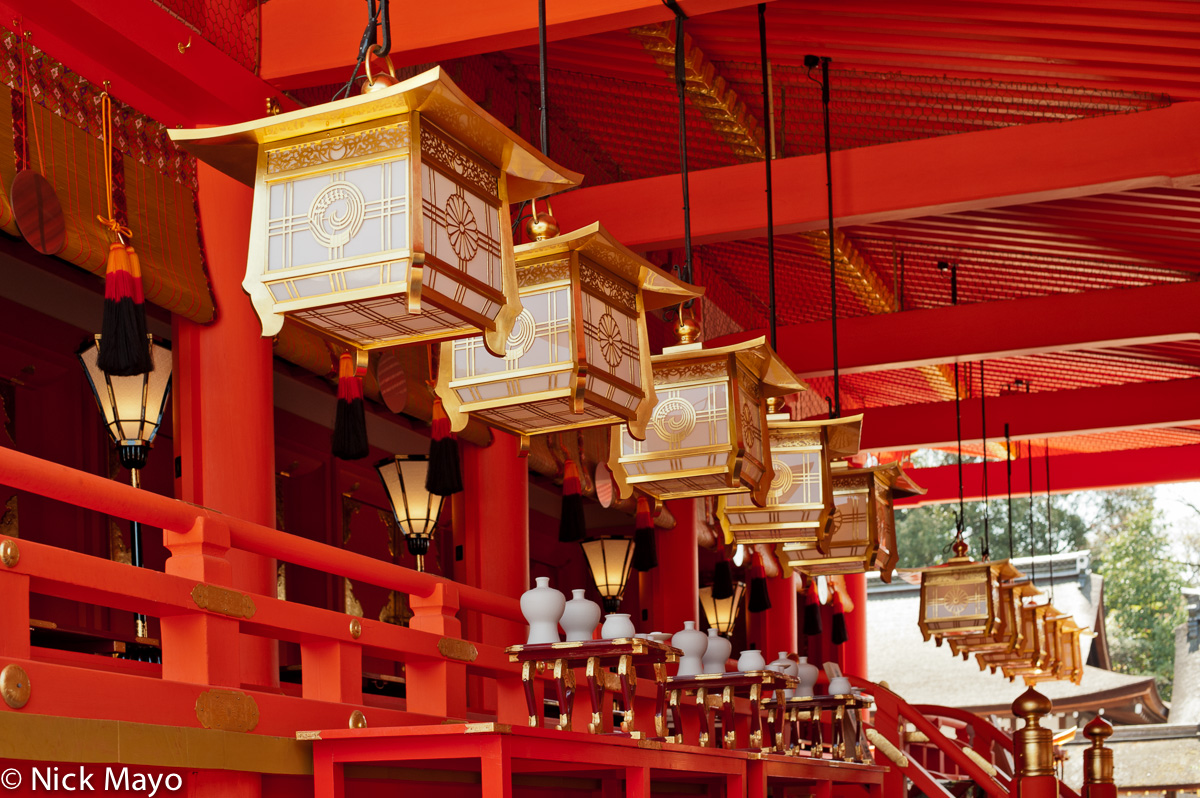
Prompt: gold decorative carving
<box><xmin>342</xmin><ymin>497</ymin><xmax>360</xmax><ymax>545</ymax></box>
<box><xmin>437</xmin><ymin>637</ymin><xmax>479</xmax><ymax>662</ymax></box>
<box><xmin>419</xmin><ymin>125</ymin><xmax>498</xmax><ymax>201</ymax></box>
<box><xmin>108</xmin><ymin>520</ymin><xmax>131</xmax><ymax>565</ymax></box>
<box><xmin>195</xmin><ymin>689</ymin><xmax>260</xmax><ymax>732</ymax></box>
<box><xmin>344</xmin><ymin>579</ymin><xmax>364</xmax><ymax>617</ymax></box>
<box><xmin>276</xmin><ymin>563</ymin><xmax>287</xmax><ymax>601</ymax></box>
<box><xmin>266</xmin><ymin>123</ymin><xmax>410</xmax><ymax>174</ymax></box>
<box><xmin>505</xmin><ymin>309</ymin><xmax>537</xmax><ymax>361</ymax></box>
<box><xmin>652</xmin><ymin>397</ymin><xmax>697</xmax><ymax>443</ymax></box>
<box><xmin>516</xmin><ymin>258</ymin><xmax>570</xmax><ymax>288</ymax></box>
<box><xmin>579</xmin><ymin>264</ymin><xmax>636</xmax><ymax>313</ymax></box>
<box><xmin>0</xmin><ymin>664</ymin><xmax>30</xmax><ymax>709</ymax></box>
<box><xmin>379</xmin><ymin>591</ymin><xmax>412</xmax><ymax>626</ymax></box>
<box><xmin>445</xmin><ymin>193</ymin><xmax>480</xmax><ymax>260</ymax></box>
<box><xmin>0</xmin><ymin>496</ymin><xmax>17</xmax><ymax>538</ymax></box>
<box><xmin>307</xmin><ymin>182</ymin><xmax>366</xmax><ymax>249</ymax></box>
<box><xmin>349</xmin><ymin>618</ymin><xmax>362</xmax><ymax>639</ymax></box>
<box><xmin>653</xmin><ymin>360</ymin><xmax>725</xmax><ymax>387</ymax></box>
<box><xmin>597</xmin><ymin>313</ymin><xmax>624</xmax><ymax>369</ymax></box>
<box><xmin>295</xmin><ymin>730</ymin><xmax>322</xmax><ymax>741</ymax></box>
<box><xmin>349</xmin><ymin>710</ymin><xmax>367</xmax><ymax>729</ymax></box>
<box><xmin>464</xmin><ymin>722</ymin><xmax>512</xmax><ymax>734</ymax></box>
<box><xmin>191</xmin><ymin>584</ymin><xmax>256</xmax><ymax>619</ymax></box>
<box><xmin>0</xmin><ymin>539</ymin><xmax>18</xmax><ymax>568</ymax></box>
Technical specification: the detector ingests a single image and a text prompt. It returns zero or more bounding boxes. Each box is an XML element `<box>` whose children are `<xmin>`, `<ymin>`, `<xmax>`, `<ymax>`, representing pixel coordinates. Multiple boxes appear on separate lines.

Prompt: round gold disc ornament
<box><xmin>0</xmin><ymin>664</ymin><xmax>30</xmax><ymax>709</ymax></box>
<box><xmin>0</xmin><ymin>539</ymin><xmax>18</xmax><ymax>568</ymax></box>
<box><xmin>349</xmin><ymin>710</ymin><xmax>367</xmax><ymax>729</ymax></box>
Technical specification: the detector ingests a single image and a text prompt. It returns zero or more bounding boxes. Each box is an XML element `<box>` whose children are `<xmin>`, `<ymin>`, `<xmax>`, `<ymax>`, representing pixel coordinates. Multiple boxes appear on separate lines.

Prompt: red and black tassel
<box><xmin>831</xmin><ymin>592</ymin><xmax>848</xmax><ymax>645</ymax></box>
<box><xmin>426</xmin><ymin>396</ymin><xmax>463</xmax><ymax>496</ymax></box>
<box><xmin>97</xmin><ymin>242</ymin><xmax>152</xmax><ymax>376</ymax></box>
<box><xmin>748</xmin><ymin>551</ymin><xmax>771</xmax><ymax>613</ymax></box>
<box><xmin>712</xmin><ymin>557</ymin><xmax>734</xmax><ymax>601</ymax></box>
<box><xmin>558</xmin><ymin>458</ymin><xmax>586</xmax><ymax>542</ymax></box>
<box><xmin>803</xmin><ymin>577</ymin><xmax>823</xmax><ymax>636</ymax></box>
<box><xmin>631</xmin><ymin>496</ymin><xmax>658</xmax><ymax>572</ymax></box>
<box><xmin>332</xmin><ymin>352</ymin><xmax>369</xmax><ymax>460</ymax></box>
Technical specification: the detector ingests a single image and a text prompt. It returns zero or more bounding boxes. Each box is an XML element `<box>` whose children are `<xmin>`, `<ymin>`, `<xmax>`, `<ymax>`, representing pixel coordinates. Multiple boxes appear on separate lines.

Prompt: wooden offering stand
<box><xmin>764</xmin><ymin>692</ymin><xmax>874</xmax><ymax>762</ymax></box>
<box><xmin>665</xmin><ymin>670</ymin><xmax>798</xmax><ymax>752</ymax></box>
<box><xmin>506</xmin><ymin>638</ymin><xmax>679</xmax><ymax>739</ymax></box>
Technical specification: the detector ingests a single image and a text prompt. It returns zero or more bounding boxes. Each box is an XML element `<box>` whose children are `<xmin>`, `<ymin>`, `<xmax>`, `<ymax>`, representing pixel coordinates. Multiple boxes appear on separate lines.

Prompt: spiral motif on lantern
<box><xmin>652</xmin><ymin>397</ymin><xmax>696</xmax><ymax>443</ymax></box>
<box><xmin>504</xmin><ymin>309</ymin><xmax>537</xmax><ymax>361</ymax></box>
<box><xmin>445</xmin><ymin>194</ymin><xmax>479</xmax><ymax>261</ymax></box>
<box><xmin>768</xmin><ymin>457</ymin><xmax>793</xmax><ymax>499</ymax></box>
<box><xmin>308</xmin><ymin>181</ymin><xmax>366</xmax><ymax>249</ymax></box>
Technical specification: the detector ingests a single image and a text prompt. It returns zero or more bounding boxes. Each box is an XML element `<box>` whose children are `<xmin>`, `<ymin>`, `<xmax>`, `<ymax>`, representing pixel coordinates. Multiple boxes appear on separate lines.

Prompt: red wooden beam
<box><xmin>3</xmin><ymin>0</ymin><xmax>294</xmax><ymax>127</ymax></box>
<box><xmin>261</xmin><ymin>0</ymin><xmax>778</xmax><ymax>90</ymax></box>
<box><xmin>550</xmin><ymin>101</ymin><xmax>1200</xmax><ymax>250</ymax></box>
<box><xmin>896</xmin><ymin>443</ymin><xmax>1200</xmax><ymax>507</ymax></box>
<box><xmin>713</xmin><ymin>282</ymin><xmax>1200</xmax><ymax>378</ymax></box>
<box><xmin>857</xmin><ymin>378</ymin><xmax>1200</xmax><ymax>453</ymax></box>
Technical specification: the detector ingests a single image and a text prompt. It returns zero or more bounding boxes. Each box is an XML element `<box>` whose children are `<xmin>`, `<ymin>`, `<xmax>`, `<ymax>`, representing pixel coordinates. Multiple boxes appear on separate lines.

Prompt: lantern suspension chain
<box><xmin>1023</xmin><ymin>381</ymin><xmax>1036</xmax><ymax>586</ymax></box>
<box><xmin>758</xmin><ymin>4</ymin><xmax>776</xmax><ymax>351</ymax></box>
<box><xmin>980</xmin><ymin>360</ymin><xmax>990</xmax><ymax>561</ymax></box>
<box><xmin>1045</xmin><ymin>436</ymin><xmax>1055</xmax><ymax>602</ymax></box>
<box><xmin>807</xmin><ymin>54</ymin><xmax>838</xmax><ymax>416</ymax></box>
<box><xmin>941</xmin><ymin>261</ymin><xmax>964</xmax><ymax>540</ymax></box>
<box><xmin>334</xmin><ymin>0</ymin><xmax>390</xmax><ymax>100</ymax></box>
<box><xmin>1005</xmin><ymin>422</ymin><xmax>1014</xmax><ymax>560</ymax></box>
<box><xmin>538</xmin><ymin>0</ymin><xmax>549</xmax><ymax>157</ymax></box>
<box><xmin>666</xmin><ymin>0</ymin><xmax>694</xmax><ymax>290</ymax></box>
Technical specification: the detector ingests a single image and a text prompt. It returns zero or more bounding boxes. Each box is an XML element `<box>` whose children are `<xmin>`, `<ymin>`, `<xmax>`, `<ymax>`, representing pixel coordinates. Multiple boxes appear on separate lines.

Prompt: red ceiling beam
<box><xmin>856</xmin><ymin>378</ymin><xmax>1200</xmax><ymax>453</ymax></box>
<box><xmin>895</xmin><ymin>443</ymin><xmax>1200</xmax><ymax>507</ymax></box>
<box><xmin>713</xmin><ymin>282</ymin><xmax>1200</xmax><ymax>379</ymax></box>
<box><xmin>3</xmin><ymin>1</ymin><xmax>294</xmax><ymax>127</ymax></box>
<box><xmin>261</xmin><ymin>0</ymin><xmax>777</xmax><ymax>90</ymax></box>
<box><xmin>550</xmin><ymin>101</ymin><xmax>1200</xmax><ymax>250</ymax></box>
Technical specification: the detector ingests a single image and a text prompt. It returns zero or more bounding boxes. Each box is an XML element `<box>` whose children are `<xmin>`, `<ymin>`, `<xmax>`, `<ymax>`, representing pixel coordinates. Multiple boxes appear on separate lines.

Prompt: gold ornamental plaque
<box><xmin>195</xmin><ymin>689</ymin><xmax>260</xmax><ymax>732</ymax></box>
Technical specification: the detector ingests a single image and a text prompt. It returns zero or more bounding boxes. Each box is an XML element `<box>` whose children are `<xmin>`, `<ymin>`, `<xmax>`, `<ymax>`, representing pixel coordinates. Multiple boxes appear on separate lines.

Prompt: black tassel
<box><xmin>98</xmin><ymin>244</ymin><xmax>153</xmax><ymax>376</ymax></box>
<box><xmin>803</xmin><ymin>579</ymin><xmax>823</xmax><ymax>636</ymax></box>
<box><xmin>558</xmin><ymin>459</ymin><xmax>586</xmax><ymax>542</ymax></box>
<box><xmin>748</xmin><ymin>552</ymin><xmax>771</xmax><ymax>613</ymax></box>
<box><xmin>426</xmin><ymin>397</ymin><xmax>463</xmax><ymax>496</ymax></box>
<box><xmin>712</xmin><ymin>558</ymin><xmax>734</xmax><ymax>600</ymax></box>
<box><xmin>332</xmin><ymin>352</ymin><xmax>369</xmax><ymax>460</ymax></box>
<box><xmin>831</xmin><ymin>594</ymin><xmax>848</xmax><ymax>645</ymax></box>
<box><xmin>631</xmin><ymin>497</ymin><xmax>658</xmax><ymax>571</ymax></box>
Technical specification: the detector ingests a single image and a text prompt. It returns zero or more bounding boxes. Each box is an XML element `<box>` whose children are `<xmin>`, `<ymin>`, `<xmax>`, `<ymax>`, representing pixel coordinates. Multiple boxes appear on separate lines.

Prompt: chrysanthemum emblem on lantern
<box><xmin>607</xmin><ymin>335</ymin><xmax>805</xmax><ymax>505</ymax></box>
<box><xmin>783</xmin><ymin>462</ymin><xmax>924</xmax><ymax>584</ymax></box>
<box><xmin>719</xmin><ymin>413</ymin><xmax>862</xmax><ymax>556</ymax></box>
<box><xmin>169</xmin><ymin>67</ymin><xmax>580</xmax><ymax>354</ymax></box>
<box><xmin>918</xmin><ymin>538</ymin><xmax>1003</xmax><ymax>642</ymax></box>
<box><xmin>435</xmin><ymin>222</ymin><xmax>701</xmax><ymax>437</ymax></box>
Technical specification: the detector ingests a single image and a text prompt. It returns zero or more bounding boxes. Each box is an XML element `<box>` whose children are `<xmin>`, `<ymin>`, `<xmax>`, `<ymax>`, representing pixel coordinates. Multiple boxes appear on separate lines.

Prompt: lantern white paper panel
<box><xmin>580</xmin><ymin>283</ymin><xmax>642</xmax><ymax>403</ymax></box>
<box><xmin>724</xmin><ymin>449</ymin><xmax>824</xmax><ymax>530</ymax></box>
<box><xmin>735</xmin><ymin>376</ymin><xmax>766</xmax><ymax>488</ymax></box>
<box><xmin>622</xmin><ymin>382</ymin><xmax>729</xmax><ymax>476</ymax></box>
<box><xmin>421</xmin><ymin>164</ymin><xmax>503</xmax><ymax>318</ymax></box>
<box><xmin>451</xmin><ymin>286</ymin><xmax>573</xmax><ymax>382</ymax></box>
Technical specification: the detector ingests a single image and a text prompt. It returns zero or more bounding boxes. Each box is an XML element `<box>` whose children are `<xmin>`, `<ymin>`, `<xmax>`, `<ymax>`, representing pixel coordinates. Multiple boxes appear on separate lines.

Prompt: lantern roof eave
<box><xmin>169</xmin><ymin>66</ymin><xmax>582</xmax><ymax>202</ymax></box>
<box><xmin>653</xmin><ymin>336</ymin><xmax>806</xmax><ymax>398</ymax></box>
<box><xmin>514</xmin><ymin>221</ymin><xmax>704</xmax><ymax>310</ymax></box>
<box><xmin>769</xmin><ymin>413</ymin><xmax>863</xmax><ymax>460</ymax></box>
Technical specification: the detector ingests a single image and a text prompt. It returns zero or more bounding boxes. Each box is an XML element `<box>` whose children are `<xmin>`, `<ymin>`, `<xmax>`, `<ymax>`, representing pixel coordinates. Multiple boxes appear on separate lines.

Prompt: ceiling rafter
<box><xmin>629</xmin><ymin>22</ymin><xmax>766</xmax><ymax>161</ymax></box>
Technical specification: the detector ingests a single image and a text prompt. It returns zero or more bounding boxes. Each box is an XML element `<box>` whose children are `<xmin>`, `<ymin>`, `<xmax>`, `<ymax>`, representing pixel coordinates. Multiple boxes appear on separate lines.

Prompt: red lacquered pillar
<box><xmin>173</xmin><ymin>163</ymin><xmax>277</xmax><ymax>688</ymax></box>
<box><xmin>841</xmin><ymin>572</ymin><xmax>868</xmax><ymax>678</ymax></box>
<box><xmin>460</xmin><ymin>430</ymin><xmax>528</xmax><ymax>718</ymax></box>
<box><xmin>755</xmin><ymin>573</ymin><xmax>798</xmax><ymax>659</ymax></box>
<box><xmin>645</xmin><ymin>498</ymin><xmax>699</xmax><ymax>633</ymax></box>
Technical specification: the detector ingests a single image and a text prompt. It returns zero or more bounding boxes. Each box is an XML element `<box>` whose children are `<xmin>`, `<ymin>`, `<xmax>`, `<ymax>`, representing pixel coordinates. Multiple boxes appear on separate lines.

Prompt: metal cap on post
<box><xmin>1012</xmin><ymin>688</ymin><xmax>1056</xmax><ymax>779</ymax></box>
<box><xmin>1082</xmin><ymin>715</ymin><xmax>1116</xmax><ymax>796</ymax></box>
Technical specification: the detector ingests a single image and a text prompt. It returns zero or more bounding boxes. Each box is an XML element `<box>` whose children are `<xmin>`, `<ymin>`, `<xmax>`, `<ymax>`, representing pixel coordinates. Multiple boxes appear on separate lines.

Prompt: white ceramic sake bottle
<box><xmin>794</xmin><ymin>656</ymin><xmax>820</xmax><ymax>697</ymax></box>
<box><xmin>672</xmin><ymin>621</ymin><xmax>708</xmax><ymax>677</ymax></box>
<box><xmin>560</xmin><ymin>589</ymin><xmax>601</xmax><ymax>642</ymax></box>
<box><xmin>737</xmin><ymin>649</ymin><xmax>767</xmax><ymax>672</ymax></box>
<box><xmin>767</xmin><ymin>652</ymin><xmax>797</xmax><ymax>698</ymax></box>
<box><xmin>520</xmin><ymin>576</ymin><xmax>565</xmax><ymax>645</ymax></box>
<box><xmin>701</xmin><ymin>627</ymin><xmax>732</xmax><ymax>674</ymax></box>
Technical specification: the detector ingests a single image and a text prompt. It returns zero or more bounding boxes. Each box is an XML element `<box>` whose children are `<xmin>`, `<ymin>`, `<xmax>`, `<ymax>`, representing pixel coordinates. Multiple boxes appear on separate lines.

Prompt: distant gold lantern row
<box><xmin>947</xmin><ymin>563</ymin><xmax>1036</xmax><ymax>658</ymax></box>
<box><xmin>171</xmin><ymin>67</ymin><xmax>581</xmax><ymax>357</ymax></box>
<box><xmin>436</xmin><ymin>222</ymin><xmax>701</xmax><ymax>439</ymax></box>
<box><xmin>918</xmin><ymin>540</ymin><xmax>1003</xmax><ymax>642</ymax></box>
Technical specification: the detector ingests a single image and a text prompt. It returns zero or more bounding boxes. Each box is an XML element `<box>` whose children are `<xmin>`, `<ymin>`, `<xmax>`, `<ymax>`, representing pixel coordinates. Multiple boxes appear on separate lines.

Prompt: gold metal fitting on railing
<box><xmin>1012</xmin><ymin>688</ymin><xmax>1055</xmax><ymax>778</ymax></box>
<box><xmin>1083</xmin><ymin>714</ymin><xmax>1115</xmax><ymax>785</ymax></box>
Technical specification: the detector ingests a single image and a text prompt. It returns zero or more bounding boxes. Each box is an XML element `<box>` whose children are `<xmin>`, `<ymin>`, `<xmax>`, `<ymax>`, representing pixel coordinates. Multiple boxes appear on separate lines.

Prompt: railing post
<box><xmin>161</xmin><ymin>516</ymin><xmax>241</xmax><ymax>687</ymax></box>
<box><xmin>0</xmin><ymin>539</ymin><xmax>29</xmax><ymax>659</ymax></box>
<box><xmin>1012</xmin><ymin>688</ymin><xmax>1059</xmax><ymax>798</ymax></box>
<box><xmin>407</xmin><ymin>581</ymin><xmax>468</xmax><ymax>719</ymax></box>
<box><xmin>1082</xmin><ymin>715</ymin><xmax>1116</xmax><ymax>798</ymax></box>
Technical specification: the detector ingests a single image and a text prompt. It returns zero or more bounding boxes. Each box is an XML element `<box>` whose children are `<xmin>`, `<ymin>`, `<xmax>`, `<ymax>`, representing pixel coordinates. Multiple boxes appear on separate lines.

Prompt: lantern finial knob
<box><xmin>951</xmin><ymin>538</ymin><xmax>969</xmax><ymax>557</ymax></box>
<box><xmin>675</xmin><ymin>311</ymin><xmax>701</xmax><ymax>345</ymax></box>
<box><xmin>524</xmin><ymin>210</ymin><xmax>559</xmax><ymax>241</ymax></box>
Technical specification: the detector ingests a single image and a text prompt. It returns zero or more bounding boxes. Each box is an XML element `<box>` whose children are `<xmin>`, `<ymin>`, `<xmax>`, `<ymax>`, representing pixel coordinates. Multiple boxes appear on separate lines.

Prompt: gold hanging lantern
<box><xmin>783</xmin><ymin>462</ymin><xmax>924</xmax><ymax>584</ymax></box>
<box><xmin>718</xmin><ymin>412</ymin><xmax>862</xmax><ymax>554</ymax></box>
<box><xmin>608</xmin><ymin>335</ymin><xmax>804</xmax><ymax>505</ymax></box>
<box><xmin>918</xmin><ymin>539</ymin><xmax>1004</xmax><ymax>642</ymax></box>
<box><xmin>169</xmin><ymin>67</ymin><xmax>580</xmax><ymax>354</ymax></box>
<box><xmin>435</xmin><ymin>222</ymin><xmax>701</xmax><ymax>438</ymax></box>
<box><xmin>948</xmin><ymin>566</ymin><xmax>1036</xmax><ymax>658</ymax></box>
<box><xmin>977</xmin><ymin>599</ymin><xmax>1050</xmax><ymax>678</ymax></box>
